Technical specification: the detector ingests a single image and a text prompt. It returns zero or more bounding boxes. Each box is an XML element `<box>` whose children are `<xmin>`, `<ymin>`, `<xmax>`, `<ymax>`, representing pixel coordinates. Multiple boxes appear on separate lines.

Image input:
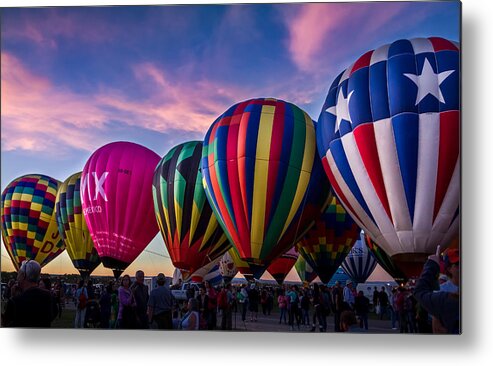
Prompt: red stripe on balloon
<box><xmin>350</xmin><ymin>50</ymin><xmax>374</xmax><ymax>76</ymax></box>
<box><xmin>237</xmin><ymin>111</ymin><xmax>252</xmax><ymax>259</ymax></box>
<box><xmin>434</xmin><ymin>111</ymin><xmax>459</xmax><ymax>220</ymax></box>
<box><xmin>353</xmin><ymin>123</ymin><xmax>392</xmax><ymax>220</ymax></box>
<box><xmin>264</xmin><ymin>103</ymin><xmax>284</xmax><ymax>229</ymax></box>
<box><xmin>429</xmin><ymin>37</ymin><xmax>459</xmax><ymax>52</ymax></box>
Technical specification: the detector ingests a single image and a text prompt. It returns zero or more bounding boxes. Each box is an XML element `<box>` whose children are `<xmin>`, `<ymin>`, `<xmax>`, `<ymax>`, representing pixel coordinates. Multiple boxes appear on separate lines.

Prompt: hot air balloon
<box><xmin>172</xmin><ymin>267</ymin><xmax>183</xmax><ymax>286</ymax></box>
<box><xmin>1</xmin><ymin>174</ymin><xmax>64</xmax><ymax>270</ymax></box>
<box><xmin>55</xmin><ymin>172</ymin><xmax>100</xmax><ymax>278</ymax></box>
<box><xmin>81</xmin><ymin>141</ymin><xmax>160</xmax><ymax>278</ymax></box>
<box><xmin>364</xmin><ymin>234</ymin><xmax>407</xmax><ymax>285</ymax></box>
<box><xmin>219</xmin><ymin>251</ymin><xmax>238</xmax><ymax>284</ymax></box>
<box><xmin>317</xmin><ymin>37</ymin><xmax>459</xmax><ymax>278</ymax></box>
<box><xmin>228</xmin><ymin>246</ymin><xmax>259</xmax><ymax>281</ymax></box>
<box><xmin>328</xmin><ymin>267</ymin><xmax>353</xmax><ymax>287</ymax></box>
<box><xmin>189</xmin><ymin>257</ymin><xmax>222</xmax><ymax>284</ymax></box>
<box><xmin>341</xmin><ymin>231</ymin><xmax>377</xmax><ymax>284</ymax></box>
<box><xmin>201</xmin><ymin>98</ymin><xmax>317</xmax><ymax>270</ymax></box>
<box><xmin>296</xmin><ymin>195</ymin><xmax>360</xmax><ymax>283</ymax></box>
<box><xmin>153</xmin><ymin>141</ymin><xmax>231</xmax><ymax>276</ymax></box>
<box><xmin>266</xmin><ymin>247</ymin><xmax>298</xmax><ymax>285</ymax></box>
<box><xmin>294</xmin><ymin>255</ymin><xmax>318</xmax><ymax>285</ymax></box>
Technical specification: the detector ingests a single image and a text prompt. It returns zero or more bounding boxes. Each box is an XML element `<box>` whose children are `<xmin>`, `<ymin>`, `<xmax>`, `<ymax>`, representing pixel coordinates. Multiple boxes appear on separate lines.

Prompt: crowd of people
<box><xmin>1</xmin><ymin>248</ymin><xmax>460</xmax><ymax>334</ymax></box>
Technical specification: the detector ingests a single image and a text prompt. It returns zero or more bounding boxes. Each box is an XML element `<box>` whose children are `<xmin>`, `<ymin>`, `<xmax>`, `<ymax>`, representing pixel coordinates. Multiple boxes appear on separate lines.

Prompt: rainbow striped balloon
<box><xmin>1</xmin><ymin>174</ymin><xmax>64</xmax><ymax>270</ymax></box>
<box><xmin>55</xmin><ymin>172</ymin><xmax>100</xmax><ymax>277</ymax></box>
<box><xmin>201</xmin><ymin>98</ymin><xmax>316</xmax><ymax>267</ymax></box>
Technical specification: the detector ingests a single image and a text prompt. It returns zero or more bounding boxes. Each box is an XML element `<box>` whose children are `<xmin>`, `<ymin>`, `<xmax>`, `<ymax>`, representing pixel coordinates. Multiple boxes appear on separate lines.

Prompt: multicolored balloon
<box><xmin>189</xmin><ymin>257</ymin><xmax>222</xmax><ymax>284</ymax></box>
<box><xmin>81</xmin><ymin>141</ymin><xmax>160</xmax><ymax>278</ymax></box>
<box><xmin>364</xmin><ymin>234</ymin><xmax>407</xmax><ymax>285</ymax></box>
<box><xmin>1</xmin><ymin>174</ymin><xmax>64</xmax><ymax>270</ymax></box>
<box><xmin>341</xmin><ymin>231</ymin><xmax>377</xmax><ymax>284</ymax></box>
<box><xmin>153</xmin><ymin>141</ymin><xmax>231</xmax><ymax>275</ymax></box>
<box><xmin>219</xmin><ymin>251</ymin><xmax>238</xmax><ymax>283</ymax></box>
<box><xmin>266</xmin><ymin>247</ymin><xmax>298</xmax><ymax>285</ymax></box>
<box><xmin>201</xmin><ymin>98</ymin><xmax>317</xmax><ymax>267</ymax></box>
<box><xmin>55</xmin><ymin>172</ymin><xmax>100</xmax><ymax>278</ymax></box>
<box><xmin>227</xmin><ymin>246</ymin><xmax>263</xmax><ymax>281</ymax></box>
<box><xmin>296</xmin><ymin>195</ymin><xmax>360</xmax><ymax>283</ymax></box>
<box><xmin>294</xmin><ymin>255</ymin><xmax>318</xmax><ymax>284</ymax></box>
<box><xmin>317</xmin><ymin>37</ymin><xmax>459</xmax><ymax>278</ymax></box>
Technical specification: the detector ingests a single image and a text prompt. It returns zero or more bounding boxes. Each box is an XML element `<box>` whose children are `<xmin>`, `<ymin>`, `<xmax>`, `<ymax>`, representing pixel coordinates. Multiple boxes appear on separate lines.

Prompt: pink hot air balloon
<box><xmin>81</xmin><ymin>141</ymin><xmax>160</xmax><ymax>278</ymax></box>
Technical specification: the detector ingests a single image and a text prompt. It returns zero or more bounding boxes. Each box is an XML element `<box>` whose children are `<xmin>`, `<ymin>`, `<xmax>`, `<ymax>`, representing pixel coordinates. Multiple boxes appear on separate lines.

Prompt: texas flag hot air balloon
<box><xmin>81</xmin><ymin>141</ymin><xmax>160</xmax><ymax>278</ymax></box>
<box><xmin>316</xmin><ymin>37</ymin><xmax>459</xmax><ymax>278</ymax></box>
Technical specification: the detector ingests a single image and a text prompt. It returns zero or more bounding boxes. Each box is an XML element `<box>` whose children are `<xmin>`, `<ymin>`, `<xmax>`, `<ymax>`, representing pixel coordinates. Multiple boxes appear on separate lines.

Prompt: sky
<box><xmin>0</xmin><ymin>1</ymin><xmax>460</xmax><ymax>281</ymax></box>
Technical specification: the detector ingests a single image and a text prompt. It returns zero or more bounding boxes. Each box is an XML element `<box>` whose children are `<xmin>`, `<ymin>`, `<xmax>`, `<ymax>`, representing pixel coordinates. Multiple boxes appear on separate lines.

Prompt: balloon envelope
<box><xmin>81</xmin><ymin>141</ymin><xmax>160</xmax><ymax>278</ymax></box>
<box><xmin>190</xmin><ymin>257</ymin><xmax>221</xmax><ymax>284</ymax></box>
<box><xmin>55</xmin><ymin>172</ymin><xmax>100</xmax><ymax>277</ymax></box>
<box><xmin>153</xmin><ymin>141</ymin><xmax>230</xmax><ymax>275</ymax></box>
<box><xmin>201</xmin><ymin>98</ymin><xmax>317</xmax><ymax>267</ymax></box>
<box><xmin>1</xmin><ymin>174</ymin><xmax>64</xmax><ymax>270</ymax></box>
<box><xmin>294</xmin><ymin>255</ymin><xmax>318</xmax><ymax>284</ymax></box>
<box><xmin>228</xmin><ymin>246</ymin><xmax>264</xmax><ymax>281</ymax></box>
<box><xmin>341</xmin><ymin>231</ymin><xmax>377</xmax><ymax>284</ymax></box>
<box><xmin>219</xmin><ymin>251</ymin><xmax>238</xmax><ymax>283</ymax></box>
<box><xmin>266</xmin><ymin>247</ymin><xmax>298</xmax><ymax>285</ymax></box>
<box><xmin>317</xmin><ymin>37</ymin><xmax>459</xmax><ymax>277</ymax></box>
<box><xmin>364</xmin><ymin>234</ymin><xmax>407</xmax><ymax>285</ymax></box>
<box><xmin>296</xmin><ymin>195</ymin><xmax>360</xmax><ymax>283</ymax></box>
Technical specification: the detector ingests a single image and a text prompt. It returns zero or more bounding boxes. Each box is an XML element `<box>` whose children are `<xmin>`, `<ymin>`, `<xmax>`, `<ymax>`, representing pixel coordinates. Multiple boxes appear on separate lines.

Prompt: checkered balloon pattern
<box><xmin>1</xmin><ymin>174</ymin><xmax>65</xmax><ymax>270</ymax></box>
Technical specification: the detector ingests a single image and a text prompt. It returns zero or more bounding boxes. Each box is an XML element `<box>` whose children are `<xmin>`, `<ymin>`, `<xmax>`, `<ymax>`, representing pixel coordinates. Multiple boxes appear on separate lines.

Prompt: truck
<box><xmin>170</xmin><ymin>282</ymin><xmax>201</xmax><ymax>301</ymax></box>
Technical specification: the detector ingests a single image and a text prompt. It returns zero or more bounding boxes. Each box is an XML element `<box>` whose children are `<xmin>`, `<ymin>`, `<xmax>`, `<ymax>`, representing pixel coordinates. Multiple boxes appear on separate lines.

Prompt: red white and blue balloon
<box><xmin>316</xmin><ymin>37</ymin><xmax>459</xmax><ymax>277</ymax></box>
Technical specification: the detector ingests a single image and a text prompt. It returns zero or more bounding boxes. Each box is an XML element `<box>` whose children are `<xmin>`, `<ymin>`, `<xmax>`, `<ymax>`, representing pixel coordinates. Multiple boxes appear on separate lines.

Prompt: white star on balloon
<box><xmin>404</xmin><ymin>58</ymin><xmax>455</xmax><ymax>105</ymax></box>
<box><xmin>326</xmin><ymin>88</ymin><xmax>354</xmax><ymax>133</ymax></box>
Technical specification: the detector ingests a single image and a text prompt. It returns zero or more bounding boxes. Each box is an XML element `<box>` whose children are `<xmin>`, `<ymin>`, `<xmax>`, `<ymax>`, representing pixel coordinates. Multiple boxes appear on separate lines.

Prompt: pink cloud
<box><xmin>1</xmin><ymin>52</ymin><xmax>251</xmax><ymax>155</ymax></box>
<box><xmin>282</xmin><ymin>3</ymin><xmax>415</xmax><ymax>72</ymax></box>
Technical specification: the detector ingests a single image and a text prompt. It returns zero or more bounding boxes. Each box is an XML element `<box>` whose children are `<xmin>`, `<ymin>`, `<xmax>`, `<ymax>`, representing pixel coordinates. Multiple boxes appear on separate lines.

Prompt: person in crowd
<box><xmin>266</xmin><ymin>287</ymin><xmax>274</xmax><ymax>315</ymax></box>
<box><xmin>196</xmin><ymin>286</ymin><xmax>209</xmax><ymax>328</ymax></box>
<box><xmin>131</xmin><ymin>270</ymin><xmax>149</xmax><ymax>329</ymax></box>
<box><xmin>204</xmin><ymin>280</ymin><xmax>218</xmax><ymax>330</ymax></box>
<box><xmin>260</xmin><ymin>288</ymin><xmax>268</xmax><ymax>315</ymax></box>
<box><xmin>300</xmin><ymin>288</ymin><xmax>310</xmax><ymax>327</ymax></box>
<box><xmin>248</xmin><ymin>283</ymin><xmax>259</xmax><ymax>322</ymax></box>
<box><xmin>74</xmin><ymin>279</ymin><xmax>88</xmax><ymax>328</ymax></box>
<box><xmin>180</xmin><ymin>297</ymin><xmax>199</xmax><ymax>330</ymax></box>
<box><xmin>332</xmin><ymin>281</ymin><xmax>344</xmax><ymax>332</ymax></box>
<box><xmin>440</xmin><ymin>248</ymin><xmax>460</xmax><ymax>294</ymax></box>
<box><xmin>354</xmin><ymin>290</ymin><xmax>370</xmax><ymax>330</ymax></box>
<box><xmin>310</xmin><ymin>283</ymin><xmax>325</xmax><ymax>332</ymax></box>
<box><xmin>238</xmin><ymin>284</ymin><xmax>249</xmax><ymax>323</ymax></box>
<box><xmin>99</xmin><ymin>283</ymin><xmax>112</xmax><ymax>328</ymax></box>
<box><xmin>378</xmin><ymin>286</ymin><xmax>390</xmax><ymax>320</ymax></box>
<box><xmin>53</xmin><ymin>280</ymin><xmax>64</xmax><ymax>319</ymax></box>
<box><xmin>372</xmin><ymin>286</ymin><xmax>379</xmax><ymax>313</ymax></box>
<box><xmin>395</xmin><ymin>286</ymin><xmax>409</xmax><ymax>333</ymax></box>
<box><xmin>414</xmin><ymin>246</ymin><xmax>460</xmax><ymax>334</ymax></box>
<box><xmin>148</xmin><ymin>273</ymin><xmax>175</xmax><ymax>329</ymax></box>
<box><xmin>118</xmin><ymin>274</ymin><xmax>137</xmax><ymax>329</ymax></box>
<box><xmin>286</xmin><ymin>285</ymin><xmax>300</xmax><ymax>331</ymax></box>
<box><xmin>343</xmin><ymin>280</ymin><xmax>355</xmax><ymax>310</ymax></box>
<box><xmin>38</xmin><ymin>277</ymin><xmax>51</xmax><ymax>290</ymax></box>
<box><xmin>2</xmin><ymin>260</ymin><xmax>57</xmax><ymax>327</ymax></box>
<box><xmin>340</xmin><ymin>310</ymin><xmax>365</xmax><ymax>333</ymax></box>
<box><xmin>404</xmin><ymin>291</ymin><xmax>417</xmax><ymax>333</ymax></box>
<box><xmin>86</xmin><ymin>279</ymin><xmax>95</xmax><ymax>300</ymax></box>
<box><xmin>277</xmin><ymin>288</ymin><xmax>288</xmax><ymax>324</ymax></box>
<box><xmin>390</xmin><ymin>288</ymin><xmax>399</xmax><ymax>330</ymax></box>
<box><xmin>219</xmin><ymin>283</ymin><xmax>234</xmax><ymax>330</ymax></box>
<box><xmin>109</xmin><ymin>281</ymin><xmax>119</xmax><ymax>328</ymax></box>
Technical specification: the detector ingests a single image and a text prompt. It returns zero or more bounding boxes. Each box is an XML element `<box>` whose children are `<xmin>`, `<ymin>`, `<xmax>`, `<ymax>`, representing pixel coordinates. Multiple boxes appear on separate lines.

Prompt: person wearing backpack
<box><xmin>74</xmin><ymin>279</ymin><xmax>88</xmax><ymax>328</ymax></box>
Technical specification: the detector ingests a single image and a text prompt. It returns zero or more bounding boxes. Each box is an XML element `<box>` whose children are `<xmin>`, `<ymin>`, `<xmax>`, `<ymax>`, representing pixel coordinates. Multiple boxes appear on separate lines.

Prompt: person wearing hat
<box><xmin>147</xmin><ymin>273</ymin><xmax>175</xmax><ymax>329</ymax></box>
<box><xmin>343</xmin><ymin>280</ymin><xmax>355</xmax><ymax>310</ymax></box>
<box><xmin>414</xmin><ymin>245</ymin><xmax>460</xmax><ymax>334</ymax></box>
<box><xmin>440</xmin><ymin>249</ymin><xmax>460</xmax><ymax>294</ymax></box>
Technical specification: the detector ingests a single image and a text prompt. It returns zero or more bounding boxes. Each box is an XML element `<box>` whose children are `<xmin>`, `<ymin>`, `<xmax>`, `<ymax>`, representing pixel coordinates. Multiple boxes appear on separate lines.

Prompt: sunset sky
<box><xmin>1</xmin><ymin>2</ymin><xmax>460</xmax><ymax>281</ymax></box>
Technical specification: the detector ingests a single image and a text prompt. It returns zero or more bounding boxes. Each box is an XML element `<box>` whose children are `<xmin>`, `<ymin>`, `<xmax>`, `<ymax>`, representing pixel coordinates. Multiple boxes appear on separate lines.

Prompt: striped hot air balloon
<box><xmin>153</xmin><ymin>141</ymin><xmax>231</xmax><ymax>275</ymax></box>
<box><xmin>219</xmin><ymin>251</ymin><xmax>238</xmax><ymax>284</ymax></box>
<box><xmin>317</xmin><ymin>37</ymin><xmax>459</xmax><ymax>278</ymax></box>
<box><xmin>296</xmin><ymin>195</ymin><xmax>360</xmax><ymax>283</ymax></box>
<box><xmin>341</xmin><ymin>231</ymin><xmax>377</xmax><ymax>284</ymax></box>
<box><xmin>55</xmin><ymin>172</ymin><xmax>100</xmax><ymax>278</ymax></box>
<box><xmin>1</xmin><ymin>174</ymin><xmax>64</xmax><ymax>270</ymax></box>
<box><xmin>201</xmin><ymin>98</ymin><xmax>317</xmax><ymax>269</ymax></box>
<box><xmin>364</xmin><ymin>234</ymin><xmax>407</xmax><ymax>285</ymax></box>
<box><xmin>189</xmin><ymin>257</ymin><xmax>222</xmax><ymax>284</ymax></box>
<box><xmin>227</xmin><ymin>246</ymin><xmax>260</xmax><ymax>281</ymax></box>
